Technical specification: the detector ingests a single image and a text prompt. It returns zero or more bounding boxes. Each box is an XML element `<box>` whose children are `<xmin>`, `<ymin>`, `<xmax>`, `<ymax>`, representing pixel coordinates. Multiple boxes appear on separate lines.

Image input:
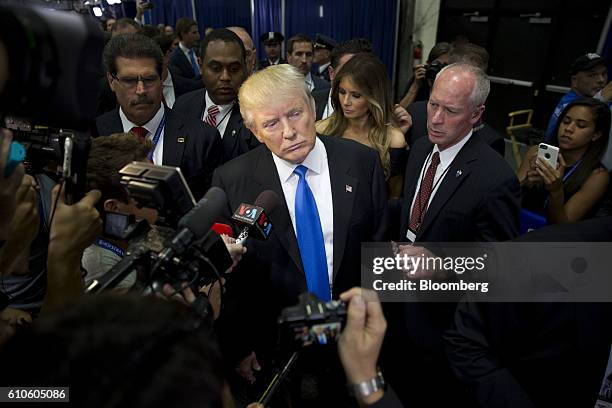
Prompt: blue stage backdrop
<box><xmin>284</xmin><ymin>0</ymin><xmax>397</xmax><ymax>76</ymax></box>
<box><xmin>145</xmin><ymin>0</ymin><xmax>398</xmax><ymax>76</ymax></box>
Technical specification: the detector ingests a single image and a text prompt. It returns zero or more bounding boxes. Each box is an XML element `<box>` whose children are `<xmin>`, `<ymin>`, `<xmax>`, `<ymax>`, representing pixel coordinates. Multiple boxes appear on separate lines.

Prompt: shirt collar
<box><xmin>272</xmin><ymin>136</ymin><xmax>327</xmax><ymax>183</ymax></box>
<box><xmin>318</xmin><ymin>62</ymin><xmax>330</xmax><ymax>74</ymax></box>
<box><xmin>205</xmin><ymin>91</ymin><xmax>234</xmax><ymax>114</ymax></box>
<box><xmin>119</xmin><ymin>103</ymin><xmax>165</xmax><ymax>135</ymax></box>
<box><xmin>305</xmin><ymin>72</ymin><xmax>314</xmax><ymax>87</ymax></box>
<box><xmin>163</xmin><ymin>70</ymin><xmax>173</xmax><ymax>87</ymax></box>
<box><xmin>179</xmin><ymin>42</ymin><xmax>191</xmax><ymax>54</ymax></box>
<box><xmin>433</xmin><ymin>129</ymin><xmax>473</xmax><ymax>169</ymax></box>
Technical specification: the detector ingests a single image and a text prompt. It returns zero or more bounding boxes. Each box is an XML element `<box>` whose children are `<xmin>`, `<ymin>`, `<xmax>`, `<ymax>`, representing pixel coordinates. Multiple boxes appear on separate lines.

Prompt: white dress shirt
<box><xmin>179</xmin><ymin>42</ymin><xmax>194</xmax><ymax>62</ymax></box>
<box><xmin>407</xmin><ymin>130</ymin><xmax>473</xmax><ymax>241</ymax></box>
<box><xmin>119</xmin><ymin>104</ymin><xmax>166</xmax><ymax>165</ymax></box>
<box><xmin>322</xmin><ymin>90</ymin><xmax>334</xmax><ymax>120</ymax></box>
<box><xmin>271</xmin><ymin>137</ymin><xmax>334</xmax><ymax>285</ymax></box>
<box><xmin>318</xmin><ymin>62</ymin><xmax>330</xmax><ymax>76</ymax></box>
<box><xmin>163</xmin><ymin>70</ymin><xmax>176</xmax><ymax>108</ymax></box>
<box><xmin>305</xmin><ymin>72</ymin><xmax>315</xmax><ymax>92</ymax></box>
<box><xmin>203</xmin><ymin>91</ymin><xmax>233</xmax><ymax>138</ymax></box>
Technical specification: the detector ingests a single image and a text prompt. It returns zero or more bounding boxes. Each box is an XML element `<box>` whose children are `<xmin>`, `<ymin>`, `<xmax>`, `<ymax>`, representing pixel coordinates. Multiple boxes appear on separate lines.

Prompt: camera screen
<box><xmin>292</xmin><ymin>322</ymin><xmax>342</xmax><ymax>347</ymax></box>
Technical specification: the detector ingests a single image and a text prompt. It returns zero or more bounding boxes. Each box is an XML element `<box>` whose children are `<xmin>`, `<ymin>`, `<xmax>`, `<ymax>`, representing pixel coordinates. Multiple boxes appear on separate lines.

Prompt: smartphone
<box><xmin>537</xmin><ymin>143</ymin><xmax>559</xmax><ymax>168</ymax></box>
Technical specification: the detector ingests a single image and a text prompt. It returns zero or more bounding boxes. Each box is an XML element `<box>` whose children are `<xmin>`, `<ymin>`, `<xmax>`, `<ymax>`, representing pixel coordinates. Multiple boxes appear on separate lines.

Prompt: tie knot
<box><xmin>208</xmin><ymin>105</ymin><xmax>219</xmax><ymax>115</ymax></box>
<box><xmin>431</xmin><ymin>151</ymin><xmax>440</xmax><ymax>166</ymax></box>
<box><xmin>130</xmin><ymin>126</ymin><xmax>148</xmax><ymax>142</ymax></box>
<box><xmin>294</xmin><ymin>165</ymin><xmax>308</xmax><ymax>179</ymax></box>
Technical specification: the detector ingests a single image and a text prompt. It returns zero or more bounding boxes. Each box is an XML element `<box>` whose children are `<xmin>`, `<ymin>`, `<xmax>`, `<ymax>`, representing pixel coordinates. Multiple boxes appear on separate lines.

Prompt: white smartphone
<box><xmin>537</xmin><ymin>143</ymin><xmax>559</xmax><ymax>168</ymax></box>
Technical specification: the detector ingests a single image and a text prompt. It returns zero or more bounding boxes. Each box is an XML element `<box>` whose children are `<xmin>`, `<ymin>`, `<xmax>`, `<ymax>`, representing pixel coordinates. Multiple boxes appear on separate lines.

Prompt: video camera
<box><xmin>425</xmin><ymin>59</ymin><xmax>447</xmax><ymax>83</ymax></box>
<box><xmin>0</xmin><ymin>2</ymin><xmax>104</xmax><ymax>203</ymax></box>
<box><xmin>119</xmin><ymin>161</ymin><xmax>196</xmax><ymax>228</ymax></box>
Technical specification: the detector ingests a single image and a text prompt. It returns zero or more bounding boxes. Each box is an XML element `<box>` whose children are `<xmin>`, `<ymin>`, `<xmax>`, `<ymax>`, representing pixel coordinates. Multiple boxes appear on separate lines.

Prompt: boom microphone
<box><xmin>157</xmin><ymin>187</ymin><xmax>227</xmax><ymax>264</ymax></box>
<box><xmin>232</xmin><ymin>190</ymin><xmax>281</xmax><ymax>245</ymax></box>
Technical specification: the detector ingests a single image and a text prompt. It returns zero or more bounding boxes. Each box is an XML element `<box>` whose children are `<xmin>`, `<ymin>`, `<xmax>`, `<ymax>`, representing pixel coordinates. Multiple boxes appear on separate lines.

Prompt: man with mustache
<box><xmin>173</xmin><ymin>29</ymin><xmax>260</xmax><ymax>162</ymax></box>
<box><xmin>96</xmin><ymin>34</ymin><xmax>222</xmax><ymax>199</ymax></box>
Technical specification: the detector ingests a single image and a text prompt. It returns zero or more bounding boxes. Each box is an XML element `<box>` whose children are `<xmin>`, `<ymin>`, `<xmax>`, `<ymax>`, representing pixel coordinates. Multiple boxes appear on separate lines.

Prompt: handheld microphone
<box><xmin>157</xmin><ymin>187</ymin><xmax>227</xmax><ymax>265</ymax></box>
<box><xmin>232</xmin><ymin>190</ymin><xmax>281</xmax><ymax>245</ymax></box>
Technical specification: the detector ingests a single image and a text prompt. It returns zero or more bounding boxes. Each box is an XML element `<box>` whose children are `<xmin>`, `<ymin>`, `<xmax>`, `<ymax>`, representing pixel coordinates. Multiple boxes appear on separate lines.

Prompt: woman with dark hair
<box><xmin>316</xmin><ymin>53</ymin><xmax>407</xmax><ymax>196</ymax></box>
<box><xmin>518</xmin><ymin>97</ymin><xmax>611</xmax><ymax>224</ymax></box>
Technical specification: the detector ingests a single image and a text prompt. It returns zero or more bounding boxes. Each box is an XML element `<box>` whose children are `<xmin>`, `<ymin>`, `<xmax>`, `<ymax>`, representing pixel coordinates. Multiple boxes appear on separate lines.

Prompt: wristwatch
<box><xmin>349</xmin><ymin>369</ymin><xmax>386</xmax><ymax>398</ymax></box>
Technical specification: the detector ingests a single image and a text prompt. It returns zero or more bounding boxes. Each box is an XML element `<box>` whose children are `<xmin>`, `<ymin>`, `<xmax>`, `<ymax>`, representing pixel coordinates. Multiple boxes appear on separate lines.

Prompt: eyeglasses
<box><xmin>112</xmin><ymin>74</ymin><xmax>160</xmax><ymax>89</ymax></box>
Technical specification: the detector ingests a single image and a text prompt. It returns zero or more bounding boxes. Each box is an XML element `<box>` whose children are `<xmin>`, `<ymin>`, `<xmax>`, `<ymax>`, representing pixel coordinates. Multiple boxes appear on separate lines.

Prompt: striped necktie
<box><xmin>205</xmin><ymin>105</ymin><xmax>220</xmax><ymax>127</ymax></box>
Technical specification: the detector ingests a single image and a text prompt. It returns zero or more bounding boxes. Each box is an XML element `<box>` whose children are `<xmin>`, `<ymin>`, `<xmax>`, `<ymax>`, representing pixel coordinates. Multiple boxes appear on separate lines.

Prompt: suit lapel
<box><xmin>179</xmin><ymin>51</ymin><xmax>193</xmax><ymax>77</ymax></box>
<box><xmin>110</xmin><ymin>109</ymin><xmax>124</xmax><ymax>134</ymax></box>
<box><xmin>161</xmin><ymin>110</ymin><xmax>186</xmax><ymax>167</ymax></box>
<box><xmin>223</xmin><ymin>106</ymin><xmax>242</xmax><ymax>156</ymax></box>
<box><xmin>252</xmin><ymin>149</ymin><xmax>305</xmax><ymax>274</ymax></box>
<box><xmin>322</xmin><ymin>137</ymin><xmax>357</xmax><ymax>280</ymax></box>
<box><xmin>416</xmin><ymin>136</ymin><xmax>479</xmax><ymax>240</ymax></box>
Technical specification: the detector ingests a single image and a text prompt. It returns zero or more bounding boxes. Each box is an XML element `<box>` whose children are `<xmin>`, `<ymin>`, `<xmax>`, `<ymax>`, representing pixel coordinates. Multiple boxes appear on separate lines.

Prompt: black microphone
<box><xmin>232</xmin><ymin>190</ymin><xmax>281</xmax><ymax>245</ymax></box>
<box><xmin>157</xmin><ymin>187</ymin><xmax>227</xmax><ymax>264</ymax></box>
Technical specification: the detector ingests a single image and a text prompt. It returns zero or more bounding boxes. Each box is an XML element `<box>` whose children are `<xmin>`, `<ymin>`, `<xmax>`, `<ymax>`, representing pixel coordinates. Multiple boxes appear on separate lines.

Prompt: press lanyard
<box><xmin>147</xmin><ymin>110</ymin><xmax>167</xmax><ymax>161</ymax></box>
<box><xmin>95</xmin><ymin>237</ymin><xmax>125</xmax><ymax>258</ymax></box>
<box><xmin>204</xmin><ymin>102</ymin><xmax>234</xmax><ymax>130</ymax></box>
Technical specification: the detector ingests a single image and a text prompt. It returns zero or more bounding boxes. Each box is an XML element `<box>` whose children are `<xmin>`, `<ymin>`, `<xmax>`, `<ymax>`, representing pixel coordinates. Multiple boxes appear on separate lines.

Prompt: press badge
<box><xmin>406</xmin><ymin>228</ymin><xmax>416</xmax><ymax>243</ymax></box>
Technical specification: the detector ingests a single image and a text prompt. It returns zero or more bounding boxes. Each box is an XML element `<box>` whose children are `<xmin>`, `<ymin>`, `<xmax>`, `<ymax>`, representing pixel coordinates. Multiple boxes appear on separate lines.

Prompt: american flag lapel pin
<box><xmin>346</xmin><ymin>185</ymin><xmax>353</xmax><ymax>193</ymax></box>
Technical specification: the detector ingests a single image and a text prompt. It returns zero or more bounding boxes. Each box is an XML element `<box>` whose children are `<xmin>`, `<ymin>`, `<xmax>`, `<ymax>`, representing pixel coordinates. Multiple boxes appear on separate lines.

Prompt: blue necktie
<box><xmin>188</xmin><ymin>49</ymin><xmax>200</xmax><ymax>77</ymax></box>
<box><xmin>294</xmin><ymin>165</ymin><xmax>330</xmax><ymax>301</ymax></box>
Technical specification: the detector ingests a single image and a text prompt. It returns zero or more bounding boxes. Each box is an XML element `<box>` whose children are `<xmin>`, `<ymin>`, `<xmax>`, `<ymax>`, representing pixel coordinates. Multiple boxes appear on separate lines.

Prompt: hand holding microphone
<box><xmin>231</xmin><ymin>190</ymin><xmax>281</xmax><ymax>245</ymax></box>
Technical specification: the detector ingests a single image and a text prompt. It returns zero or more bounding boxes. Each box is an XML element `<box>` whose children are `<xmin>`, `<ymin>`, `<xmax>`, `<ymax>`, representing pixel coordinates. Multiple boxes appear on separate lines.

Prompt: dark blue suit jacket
<box><xmin>169</xmin><ymin>47</ymin><xmax>200</xmax><ymax>80</ymax></box>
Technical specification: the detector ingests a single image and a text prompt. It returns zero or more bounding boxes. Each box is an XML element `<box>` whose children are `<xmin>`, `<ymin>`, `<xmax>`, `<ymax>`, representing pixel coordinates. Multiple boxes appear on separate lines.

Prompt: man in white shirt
<box><xmin>170</xmin><ymin>18</ymin><xmax>201</xmax><ymax>80</ymax></box>
<box><xmin>399</xmin><ymin>63</ymin><xmax>519</xmax><ymax>244</ymax></box>
<box><xmin>258</xmin><ymin>31</ymin><xmax>286</xmax><ymax>68</ymax></box>
<box><xmin>153</xmin><ymin>34</ymin><xmax>202</xmax><ymax>108</ymax></box>
<box><xmin>286</xmin><ymin>34</ymin><xmax>329</xmax><ymax>94</ymax></box>
<box><xmin>211</xmin><ymin>64</ymin><xmax>387</xmax><ymax>404</ymax></box>
<box><xmin>96</xmin><ymin>34</ymin><xmax>222</xmax><ymax>199</ymax></box>
<box><xmin>385</xmin><ymin>63</ymin><xmax>520</xmax><ymax>408</ymax></box>
<box><xmin>173</xmin><ymin>29</ymin><xmax>261</xmax><ymax>162</ymax></box>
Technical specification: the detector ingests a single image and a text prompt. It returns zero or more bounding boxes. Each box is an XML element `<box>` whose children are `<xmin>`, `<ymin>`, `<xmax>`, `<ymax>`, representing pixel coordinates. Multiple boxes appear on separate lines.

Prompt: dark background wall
<box><xmin>436</xmin><ymin>0</ymin><xmax>611</xmax><ymax>134</ymax></box>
